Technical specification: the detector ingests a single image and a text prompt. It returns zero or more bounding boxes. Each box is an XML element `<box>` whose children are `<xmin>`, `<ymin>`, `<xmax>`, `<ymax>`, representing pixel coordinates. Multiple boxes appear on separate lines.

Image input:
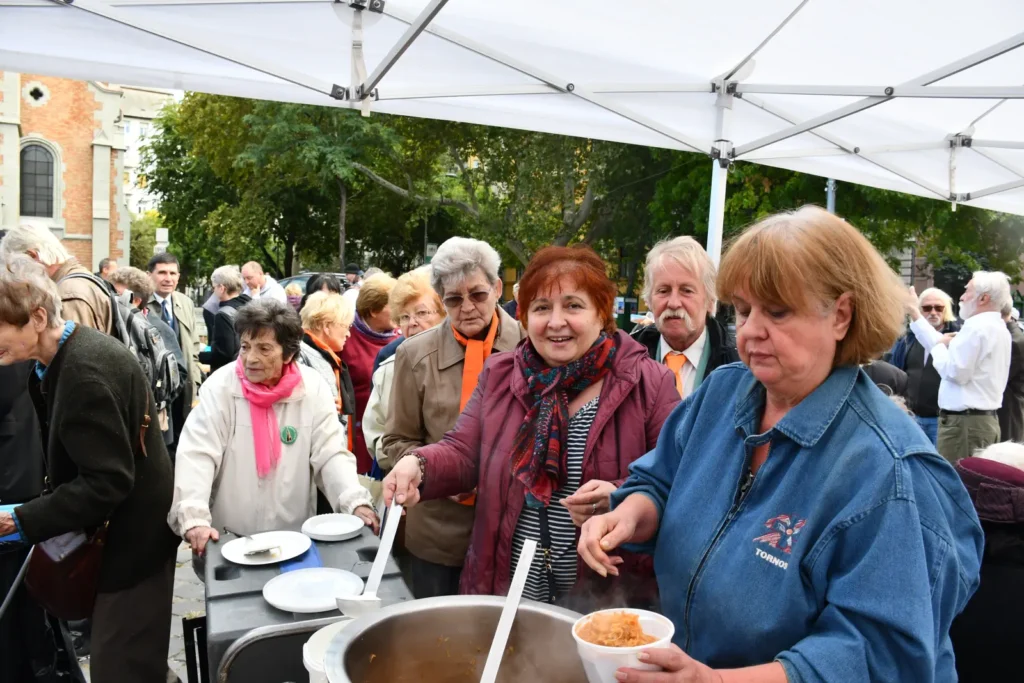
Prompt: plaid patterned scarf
<box><xmin>510</xmin><ymin>333</ymin><xmax>618</xmax><ymax>506</ymax></box>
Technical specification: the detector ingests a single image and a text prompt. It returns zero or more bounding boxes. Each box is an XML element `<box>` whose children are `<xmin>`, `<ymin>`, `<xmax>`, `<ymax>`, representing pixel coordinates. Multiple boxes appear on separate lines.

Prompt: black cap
<box><xmin>345</xmin><ymin>263</ymin><xmax>360</xmax><ymax>275</ymax></box>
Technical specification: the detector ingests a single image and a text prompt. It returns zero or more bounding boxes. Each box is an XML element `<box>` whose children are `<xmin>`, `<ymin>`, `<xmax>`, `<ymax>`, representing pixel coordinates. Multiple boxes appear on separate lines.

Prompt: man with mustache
<box><xmin>633</xmin><ymin>236</ymin><xmax>738</xmax><ymax>399</ymax></box>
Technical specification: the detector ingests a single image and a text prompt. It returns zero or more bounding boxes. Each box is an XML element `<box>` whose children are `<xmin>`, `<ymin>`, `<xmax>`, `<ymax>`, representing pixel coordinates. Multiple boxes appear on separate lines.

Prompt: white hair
<box><xmin>211</xmin><ymin>265</ymin><xmax>244</xmax><ymax>295</ymax></box>
<box><xmin>917</xmin><ymin>287</ymin><xmax>956</xmax><ymax>324</ymax></box>
<box><xmin>430</xmin><ymin>237</ymin><xmax>501</xmax><ymax>295</ymax></box>
<box><xmin>972</xmin><ymin>271</ymin><xmax>1012</xmax><ymax>314</ymax></box>
<box><xmin>642</xmin><ymin>236</ymin><xmax>717</xmax><ymax>313</ymax></box>
<box><xmin>0</xmin><ymin>254</ymin><xmax>63</xmax><ymax>327</ymax></box>
<box><xmin>1</xmin><ymin>224</ymin><xmax>71</xmax><ymax>267</ymax></box>
<box><xmin>975</xmin><ymin>441</ymin><xmax>1024</xmax><ymax>472</ymax></box>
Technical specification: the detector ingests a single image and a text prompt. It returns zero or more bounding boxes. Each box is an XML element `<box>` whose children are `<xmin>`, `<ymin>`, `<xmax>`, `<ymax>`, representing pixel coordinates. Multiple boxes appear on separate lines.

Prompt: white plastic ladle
<box><xmin>336</xmin><ymin>499</ymin><xmax>402</xmax><ymax>618</ymax></box>
<box><xmin>479</xmin><ymin>538</ymin><xmax>537</xmax><ymax>683</ymax></box>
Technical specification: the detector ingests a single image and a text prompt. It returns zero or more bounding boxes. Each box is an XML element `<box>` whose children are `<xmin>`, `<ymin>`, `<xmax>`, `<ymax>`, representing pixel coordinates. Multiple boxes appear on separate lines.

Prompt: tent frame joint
<box><xmin>949</xmin><ymin>134</ymin><xmax>973</xmax><ymax>148</ymax></box>
<box><xmin>340</xmin><ymin>0</ymin><xmax>386</xmax><ymax>14</ymax></box>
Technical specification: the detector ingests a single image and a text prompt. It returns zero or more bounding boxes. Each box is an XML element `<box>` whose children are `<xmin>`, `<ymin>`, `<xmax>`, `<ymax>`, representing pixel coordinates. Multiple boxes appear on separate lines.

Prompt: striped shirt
<box><xmin>510</xmin><ymin>396</ymin><xmax>600</xmax><ymax>602</ymax></box>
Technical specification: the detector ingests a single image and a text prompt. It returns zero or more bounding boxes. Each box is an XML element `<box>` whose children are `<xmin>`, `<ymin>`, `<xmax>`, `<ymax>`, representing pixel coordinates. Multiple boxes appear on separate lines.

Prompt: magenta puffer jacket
<box><xmin>418</xmin><ymin>330</ymin><xmax>680</xmax><ymax>603</ymax></box>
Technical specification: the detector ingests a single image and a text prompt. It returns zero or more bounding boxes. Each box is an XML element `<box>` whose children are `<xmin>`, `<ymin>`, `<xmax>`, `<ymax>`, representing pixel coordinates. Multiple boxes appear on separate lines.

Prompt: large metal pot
<box><xmin>324</xmin><ymin>596</ymin><xmax>588</xmax><ymax>683</ymax></box>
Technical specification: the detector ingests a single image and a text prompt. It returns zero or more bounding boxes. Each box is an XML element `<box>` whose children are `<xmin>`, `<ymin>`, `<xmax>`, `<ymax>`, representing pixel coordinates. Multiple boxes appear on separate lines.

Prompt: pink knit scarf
<box><xmin>235</xmin><ymin>359</ymin><xmax>303</xmax><ymax>477</ymax></box>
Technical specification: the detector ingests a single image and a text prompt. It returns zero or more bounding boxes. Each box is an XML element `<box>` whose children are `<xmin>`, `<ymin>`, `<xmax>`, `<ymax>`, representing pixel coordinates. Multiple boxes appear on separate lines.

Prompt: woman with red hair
<box><xmin>384</xmin><ymin>245</ymin><xmax>679</xmax><ymax>608</ymax></box>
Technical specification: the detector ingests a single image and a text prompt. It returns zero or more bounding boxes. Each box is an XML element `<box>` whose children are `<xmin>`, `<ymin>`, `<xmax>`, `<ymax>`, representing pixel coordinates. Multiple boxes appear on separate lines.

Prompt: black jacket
<box><xmin>862</xmin><ymin>360</ymin><xmax>909</xmax><ymax>397</ymax></box>
<box><xmin>16</xmin><ymin>326</ymin><xmax>179</xmax><ymax>593</ymax></box>
<box><xmin>632</xmin><ymin>313</ymin><xmax>739</xmax><ymax>384</ymax></box>
<box><xmin>951</xmin><ymin>457</ymin><xmax>1024</xmax><ymax>682</ymax></box>
<box><xmin>999</xmin><ymin>321</ymin><xmax>1024</xmax><ymax>443</ymax></box>
<box><xmin>199</xmin><ymin>293</ymin><xmax>251</xmax><ymax>373</ymax></box>
<box><xmin>0</xmin><ymin>362</ymin><xmax>45</xmax><ymax>504</ymax></box>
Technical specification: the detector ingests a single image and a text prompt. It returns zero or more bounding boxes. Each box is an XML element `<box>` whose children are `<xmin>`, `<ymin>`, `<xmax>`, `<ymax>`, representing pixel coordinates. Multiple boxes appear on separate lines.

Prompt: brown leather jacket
<box><xmin>53</xmin><ymin>259</ymin><xmax>113</xmax><ymax>334</ymax></box>
<box><xmin>382</xmin><ymin>308</ymin><xmax>524</xmax><ymax>567</ymax></box>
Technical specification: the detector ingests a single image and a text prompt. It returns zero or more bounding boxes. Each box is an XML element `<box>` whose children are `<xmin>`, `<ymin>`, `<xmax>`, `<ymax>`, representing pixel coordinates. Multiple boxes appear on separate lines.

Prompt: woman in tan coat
<box><xmin>383</xmin><ymin>237</ymin><xmax>524</xmax><ymax>598</ymax></box>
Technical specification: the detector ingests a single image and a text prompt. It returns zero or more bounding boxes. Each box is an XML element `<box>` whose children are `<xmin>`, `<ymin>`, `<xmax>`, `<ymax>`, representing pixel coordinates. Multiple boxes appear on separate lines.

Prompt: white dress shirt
<box><xmin>660</xmin><ymin>327</ymin><xmax>707</xmax><ymax>400</ymax></box>
<box><xmin>910</xmin><ymin>311</ymin><xmax>1011</xmax><ymax>411</ymax></box>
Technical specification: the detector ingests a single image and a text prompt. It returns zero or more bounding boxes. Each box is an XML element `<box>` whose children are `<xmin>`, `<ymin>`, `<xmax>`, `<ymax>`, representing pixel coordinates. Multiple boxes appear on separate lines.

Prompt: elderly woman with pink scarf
<box><xmin>169</xmin><ymin>299</ymin><xmax>377</xmax><ymax>561</ymax></box>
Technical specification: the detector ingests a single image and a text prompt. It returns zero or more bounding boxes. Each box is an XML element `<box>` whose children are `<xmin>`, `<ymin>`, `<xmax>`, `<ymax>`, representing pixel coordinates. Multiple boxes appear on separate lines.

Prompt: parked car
<box><xmin>278</xmin><ymin>272</ymin><xmax>350</xmax><ymax>293</ymax></box>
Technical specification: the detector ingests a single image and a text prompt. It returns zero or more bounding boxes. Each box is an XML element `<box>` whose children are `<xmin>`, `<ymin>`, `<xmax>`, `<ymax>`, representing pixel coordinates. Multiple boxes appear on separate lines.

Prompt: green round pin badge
<box><xmin>280</xmin><ymin>426</ymin><xmax>298</xmax><ymax>445</ymax></box>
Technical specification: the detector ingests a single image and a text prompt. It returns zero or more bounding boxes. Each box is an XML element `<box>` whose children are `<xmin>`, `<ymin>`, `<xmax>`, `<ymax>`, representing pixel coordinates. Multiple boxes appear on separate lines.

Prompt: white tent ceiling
<box><xmin>3</xmin><ymin>0</ymin><xmax>1024</xmax><ymax>259</ymax></box>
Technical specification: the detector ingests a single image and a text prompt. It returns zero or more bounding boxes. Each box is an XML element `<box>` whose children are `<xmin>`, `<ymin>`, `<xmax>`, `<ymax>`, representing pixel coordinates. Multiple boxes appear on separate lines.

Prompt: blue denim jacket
<box><xmin>612</xmin><ymin>363</ymin><xmax>983</xmax><ymax>682</ymax></box>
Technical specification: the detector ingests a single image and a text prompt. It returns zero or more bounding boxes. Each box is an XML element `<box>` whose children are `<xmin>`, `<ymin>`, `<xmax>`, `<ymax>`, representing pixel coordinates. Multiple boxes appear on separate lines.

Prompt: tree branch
<box><xmin>571</xmin><ymin>185</ymin><xmax>596</xmax><ymax>231</ymax></box>
<box><xmin>350</xmin><ymin>162</ymin><xmax>480</xmax><ymax>217</ymax></box>
<box><xmin>450</xmin><ymin>147</ymin><xmax>481</xmax><ymax>215</ymax></box>
<box><xmin>258</xmin><ymin>242</ymin><xmax>282</xmax><ymax>276</ymax></box>
<box><xmin>505</xmin><ymin>236</ymin><xmax>532</xmax><ymax>267</ymax></box>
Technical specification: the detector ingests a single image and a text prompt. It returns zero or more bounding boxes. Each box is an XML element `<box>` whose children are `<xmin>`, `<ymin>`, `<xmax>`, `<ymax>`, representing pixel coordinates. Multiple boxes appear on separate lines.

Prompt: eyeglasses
<box><xmin>921</xmin><ymin>305</ymin><xmax>945</xmax><ymax>313</ymax></box>
<box><xmin>398</xmin><ymin>310</ymin><xmax>440</xmax><ymax>325</ymax></box>
<box><xmin>442</xmin><ymin>291</ymin><xmax>491</xmax><ymax>309</ymax></box>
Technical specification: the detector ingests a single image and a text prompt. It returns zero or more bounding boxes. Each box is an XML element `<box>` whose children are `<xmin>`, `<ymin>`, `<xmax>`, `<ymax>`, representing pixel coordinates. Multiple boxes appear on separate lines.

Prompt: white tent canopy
<box><xmin>3</xmin><ymin>0</ymin><xmax>1024</xmax><ymax>260</ymax></box>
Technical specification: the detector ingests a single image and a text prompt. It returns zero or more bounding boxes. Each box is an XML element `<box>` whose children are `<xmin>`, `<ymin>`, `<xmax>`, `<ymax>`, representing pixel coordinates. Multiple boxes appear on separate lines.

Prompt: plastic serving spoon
<box><xmin>336</xmin><ymin>499</ymin><xmax>402</xmax><ymax>618</ymax></box>
<box><xmin>479</xmin><ymin>539</ymin><xmax>537</xmax><ymax>683</ymax></box>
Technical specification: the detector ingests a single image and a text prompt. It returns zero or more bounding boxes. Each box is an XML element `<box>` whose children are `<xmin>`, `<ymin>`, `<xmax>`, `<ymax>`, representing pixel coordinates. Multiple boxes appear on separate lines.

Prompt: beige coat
<box><xmin>150</xmin><ymin>290</ymin><xmax>202</xmax><ymax>416</ymax></box>
<box><xmin>54</xmin><ymin>259</ymin><xmax>113</xmax><ymax>334</ymax></box>
<box><xmin>168</xmin><ymin>362</ymin><xmax>372</xmax><ymax>537</ymax></box>
<box><xmin>382</xmin><ymin>308</ymin><xmax>525</xmax><ymax>567</ymax></box>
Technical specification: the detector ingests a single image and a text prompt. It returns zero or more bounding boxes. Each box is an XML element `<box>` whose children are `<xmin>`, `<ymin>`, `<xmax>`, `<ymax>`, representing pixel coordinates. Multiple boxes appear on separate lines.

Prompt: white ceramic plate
<box><xmin>263</xmin><ymin>568</ymin><xmax>364</xmax><ymax>614</ymax></box>
<box><xmin>220</xmin><ymin>530</ymin><xmax>312</xmax><ymax>566</ymax></box>
<box><xmin>301</xmin><ymin>514</ymin><xmax>364</xmax><ymax>542</ymax></box>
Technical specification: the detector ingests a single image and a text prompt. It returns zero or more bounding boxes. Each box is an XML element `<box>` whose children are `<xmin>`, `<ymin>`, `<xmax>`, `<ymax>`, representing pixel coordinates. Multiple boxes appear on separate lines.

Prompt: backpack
<box><xmin>59</xmin><ymin>272</ymin><xmax>184</xmax><ymax>410</ymax></box>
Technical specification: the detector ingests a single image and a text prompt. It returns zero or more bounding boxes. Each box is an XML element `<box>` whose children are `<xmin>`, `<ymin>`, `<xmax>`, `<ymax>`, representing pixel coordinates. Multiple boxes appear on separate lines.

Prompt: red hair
<box><xmin>518</xmin><ymin>245</ymin><xmax>618</xmax><ymax>335</ymax></box>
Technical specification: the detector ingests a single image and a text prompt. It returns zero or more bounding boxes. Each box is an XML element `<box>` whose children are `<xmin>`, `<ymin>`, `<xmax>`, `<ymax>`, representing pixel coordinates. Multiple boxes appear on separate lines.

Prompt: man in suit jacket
<box><xmin>147</xmin><ymin>252</ymin><xmax>201</xmax><ymax>456</ymax></box>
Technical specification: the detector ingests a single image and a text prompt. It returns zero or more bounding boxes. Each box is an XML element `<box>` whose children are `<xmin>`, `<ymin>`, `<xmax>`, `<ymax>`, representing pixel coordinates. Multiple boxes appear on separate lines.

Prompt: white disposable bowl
<box><xmin>572</xmin><ymin>608</ymin><xmax>676</xmax><ymax>683</ymax></box>
<box><xmin>303</xmin><ymin>618</ymin><xmax>352</xmax><ymax>683</ymax></box>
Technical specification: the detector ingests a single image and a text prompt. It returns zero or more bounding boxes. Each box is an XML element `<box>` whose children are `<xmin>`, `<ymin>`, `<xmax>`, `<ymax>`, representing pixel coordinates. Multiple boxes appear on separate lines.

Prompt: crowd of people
<box><xmin>0</xmin><ymin>208</ymin><xmax>1022</xmax><ymax>682</ymax></box>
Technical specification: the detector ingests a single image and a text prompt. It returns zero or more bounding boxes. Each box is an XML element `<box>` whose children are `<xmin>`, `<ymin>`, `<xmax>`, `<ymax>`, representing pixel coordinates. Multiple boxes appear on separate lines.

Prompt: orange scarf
<box><xmin>451</xmin><ymin>310</ymin><xmax>500</xmax><ymax>411</ymax></box>
<box><xmin>449</xmin><ymin>310</ymin><xmax>500</xmax><ymax>507</ymax></box>
<box><xmin>307</xmin><ymin>331</ymin><xmax>354</xmax><ymax>452</ymax></box>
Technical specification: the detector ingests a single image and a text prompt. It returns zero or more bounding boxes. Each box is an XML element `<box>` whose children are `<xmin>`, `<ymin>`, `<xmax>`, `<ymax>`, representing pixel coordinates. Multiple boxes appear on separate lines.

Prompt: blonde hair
<box><xmin>717</xmin><ymin>206</ymin><xmax>905</xmax><ymax>367</ymax></box>
<box><xmin>918</xmin><ymin>287</ymin><xmax>956</xmax><ymax>323</ymax></box>
<box><xmin>389</xmin><ymin>266</ymin><xmax>443</xmax><ymax>322</ymax></box>
<box><xmin>301</xmin><ymin>291</ymin><xmax>354</xmax><ymax>332</ymax></box>
<box><xmin>1</xmin><ymin>224</ymin><xmax>71</xmax><ymax>267</ymax></box>
<box><xmin>109</xmin><ymin>266</ymin><xmax>154</xmax><ymax>303</ymax></box>
<box><xmin>643</xmin><ymin>235</ymin><xmax>718</xmax><ymax>314</ymax></box>
<box><xmin>284</xmin><ymin>282</ymin><xmax>303</xmax><ymax>297</ymax></box>
<box><xmin>356</xmin><ymin>273</ymin><xmax>397</xmax><ymax>320</ymax></box>
<box><xmin>0</xmin><ymin>254</ymin><xmax>63</xmax><ymax>327</ymax></box>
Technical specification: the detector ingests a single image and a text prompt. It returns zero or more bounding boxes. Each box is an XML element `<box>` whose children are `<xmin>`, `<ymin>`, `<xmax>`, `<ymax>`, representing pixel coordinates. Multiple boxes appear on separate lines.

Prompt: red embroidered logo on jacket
<box><xmin>753</xmin><ymin>514</ymin><xmax>806</xmax><ymax>554</ymax></box>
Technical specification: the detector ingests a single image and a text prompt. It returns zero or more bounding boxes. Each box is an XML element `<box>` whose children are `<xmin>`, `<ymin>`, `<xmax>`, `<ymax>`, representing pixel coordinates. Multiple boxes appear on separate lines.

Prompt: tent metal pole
<box><xmin>959</xmin><ymin>178</ymin><xmax>1024</xmax><ymax>201</ymax></box>
<box><xmin>826</xmin><ymin>179</ymin><xmax>836</xmax><ymax>213</ymax></box>
<box><xmin>706</xmin><ymin>88</ymin><xmax>733</xmax><ymax>266</ymax></box>
<box><xmin>383</xmin><ymin>4</ymin><xmax>712</xmax><ymax>154</ymax></box>
<box><xmin>971</xmin><ymin>140</ymin><xmax>1024</xmax><ymax>150</ymax></box>
<box><xmin>735</xmin><ymin>84</ymin><xmax>1024</xmax><ymax>98</ymax></box>
<box><xmin>47</xmin><ymin>0</ymin><xmax>339</xmax><ymax>98</ymax></box>
<box><xmin>733</xmin><ymin>30</ymin><xmax>1024</xmax><ymax>157</ymax></box>
<box><xmin>724</xmin><ymin>0</ymin><xmax>811</xmax><ymax>80</ymax></box>
<box><xmin>360</xmin><ymin>0</ymin><xmax>450</xmax><ymax>97</ymax></box>
<box><xmin>737</xmin><ymin>94</ymin><xmax>950</xmax><ymax>200</ymax></box>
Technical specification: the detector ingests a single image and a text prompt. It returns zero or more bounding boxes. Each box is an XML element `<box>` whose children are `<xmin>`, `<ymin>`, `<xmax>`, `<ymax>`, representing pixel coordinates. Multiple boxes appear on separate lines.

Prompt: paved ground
<box><xmin>81</xmin><ymin>543</ymin><xmax>203</xmax><ymax>682</ymax></box>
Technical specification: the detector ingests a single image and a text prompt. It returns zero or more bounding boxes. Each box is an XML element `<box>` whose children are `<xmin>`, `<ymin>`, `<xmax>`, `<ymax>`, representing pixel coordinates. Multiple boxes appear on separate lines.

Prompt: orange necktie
<box><xmin>664</xmin><ymin>353</ymin><xmax>688</xmax><ymax>398</ymax></box>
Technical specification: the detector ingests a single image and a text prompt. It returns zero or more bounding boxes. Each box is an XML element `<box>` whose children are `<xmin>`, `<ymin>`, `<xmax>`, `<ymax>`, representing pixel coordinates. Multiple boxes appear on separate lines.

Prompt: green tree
<box><xmin>129</xmin><ymin>211</ymin><xmax>160</xmax><ymax>270</ymax></box>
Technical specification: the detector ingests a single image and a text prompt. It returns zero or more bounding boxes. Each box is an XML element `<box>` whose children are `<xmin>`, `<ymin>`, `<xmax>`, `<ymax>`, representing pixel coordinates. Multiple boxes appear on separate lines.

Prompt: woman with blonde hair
<box><xmin>363</xmin><ymin>267</ymin><xmax>445</xmax><ymax>471</ymax></box>
<box><xmin>887</xmin><ymin>286</ymin><xmax>961</xmax><ymax>444</ymax></box>
<box><xmin>342</xmin><ymin>273</ymin><xmax>400</xmax><ymax>473</ymax></box>
<box><xmin>298</xmin><ymin>291</ymin><xmax>357</xmax><ymax>433</ymax></box>
<box><xmin>579</xmin><ymin>207</ymin><xmax>982</xmax><ymax>682</ymax></box>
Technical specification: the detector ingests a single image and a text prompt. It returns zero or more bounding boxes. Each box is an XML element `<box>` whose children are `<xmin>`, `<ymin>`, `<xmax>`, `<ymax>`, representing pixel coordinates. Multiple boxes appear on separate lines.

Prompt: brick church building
<box><xmin>0</xmin><ymin>73</ymin><xmax>171</xmax><ymax>269</ymax></box>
